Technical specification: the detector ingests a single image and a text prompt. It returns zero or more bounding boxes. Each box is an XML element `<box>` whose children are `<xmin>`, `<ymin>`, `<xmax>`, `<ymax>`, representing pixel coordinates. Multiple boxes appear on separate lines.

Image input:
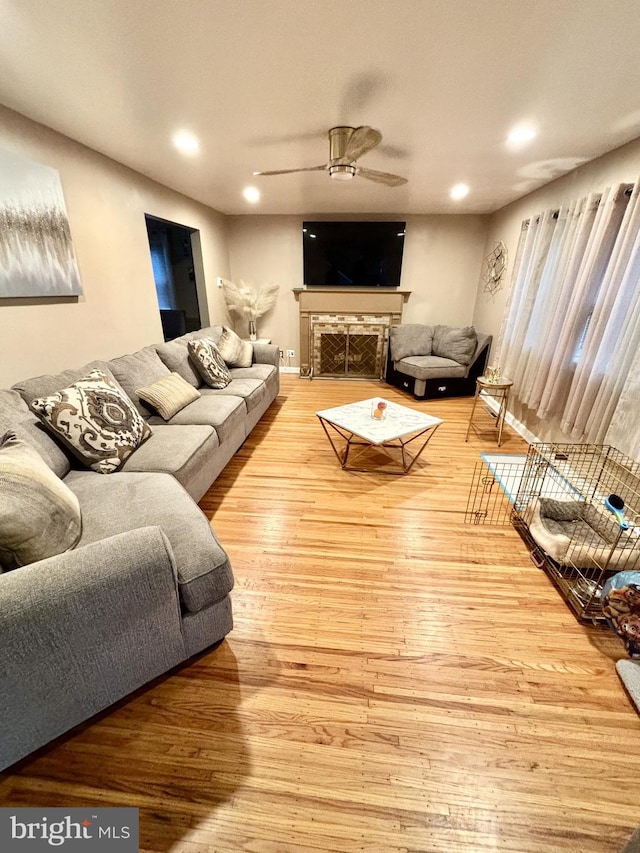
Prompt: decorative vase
<box><xmin>485</xmin><ymin>365</ymin><xmax>500</xmax><ymax>383</ymax></box>
<box><xmin>248</xmin><ymin>320</ymin><xmax>257</xmax><ymax>341</ymax></box>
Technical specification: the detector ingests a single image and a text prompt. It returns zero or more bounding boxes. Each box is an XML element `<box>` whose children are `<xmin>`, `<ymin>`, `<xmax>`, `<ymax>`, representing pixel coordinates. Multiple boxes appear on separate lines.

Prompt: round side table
<box><xmin>465</xmin><ymin>376</ymin><xmax>513</xmax><ymax>447</ymax></box>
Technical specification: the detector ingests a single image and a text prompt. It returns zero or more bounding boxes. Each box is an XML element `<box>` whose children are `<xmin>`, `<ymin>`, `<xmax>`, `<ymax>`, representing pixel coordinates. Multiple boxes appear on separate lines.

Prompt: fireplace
<box><xmin>294</xmin><ymin>288</ymin><xmax>410</xmax><ymax>378</ymax></box>
<box><xmin>312</xmin><ymin>316</ymin><xmax>387</xmax><ymax>379</ymax></box>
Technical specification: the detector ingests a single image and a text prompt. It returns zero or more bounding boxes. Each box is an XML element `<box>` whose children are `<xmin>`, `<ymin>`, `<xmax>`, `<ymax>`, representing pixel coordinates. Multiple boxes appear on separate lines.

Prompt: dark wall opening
<box><xmin>145</xmin><ymin>215</ymin><xmax>202</xmax><ymax>340</ymax></box>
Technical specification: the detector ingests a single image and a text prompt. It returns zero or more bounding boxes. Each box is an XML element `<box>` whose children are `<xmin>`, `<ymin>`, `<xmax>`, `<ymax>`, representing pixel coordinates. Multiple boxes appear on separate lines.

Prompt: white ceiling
<box><xmin>1</xmin><ymin>0</ymin><xmax>640</xmax><ymax>216</ymax></box>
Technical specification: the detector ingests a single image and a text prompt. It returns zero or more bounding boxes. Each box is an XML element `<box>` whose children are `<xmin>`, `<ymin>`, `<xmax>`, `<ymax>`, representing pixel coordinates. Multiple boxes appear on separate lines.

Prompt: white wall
<box><xmin>227</xmin><ymin>213</ymin><xmax>489</xmax><ymax>364</ymax></box>
<box><xmin>0</xmin><ymin>105</ymin><xmax>231</xmax><ymax>387</ymax></box>
<box><xmin>472</xmin><ymin>136</ymin><xmax>640</xmax><ymax>459</ymax></box>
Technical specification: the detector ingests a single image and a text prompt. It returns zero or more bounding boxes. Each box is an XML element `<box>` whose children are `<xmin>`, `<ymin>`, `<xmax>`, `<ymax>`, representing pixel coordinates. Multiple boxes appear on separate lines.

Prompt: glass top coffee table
<box><xmin>316</xmin><ymin>397</ymin><xmax>443</xmax><ymax>474</ymax></box>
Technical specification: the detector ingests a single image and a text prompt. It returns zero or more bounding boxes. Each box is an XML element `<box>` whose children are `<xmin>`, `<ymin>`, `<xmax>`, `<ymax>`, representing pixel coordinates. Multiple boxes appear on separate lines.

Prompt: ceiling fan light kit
<box><xmin>254</xmin><ymin>125</ymin><xmax>407</xmax><ymax>187</ymax></box>
<box><xmin>329</xmin><ymin>164</ymin><xmax>356</xmax><ymax>181</ymax></box>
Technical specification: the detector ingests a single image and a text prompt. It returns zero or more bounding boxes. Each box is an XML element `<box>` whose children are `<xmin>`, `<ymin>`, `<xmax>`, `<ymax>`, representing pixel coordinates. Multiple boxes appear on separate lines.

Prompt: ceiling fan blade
<box><xmin>357</xmin><ymin>166</ymin><xmax>407</xmax><ymax>187</ymax></box>
<box><xmin>253</xmin><ymin>165</ymin><xmax>327</xmax><ymax>176</ymax></box>
<box><xmin>343</xmin><ymin>126</ymin><xmax>382</xmax><ymax>161</ymax></box>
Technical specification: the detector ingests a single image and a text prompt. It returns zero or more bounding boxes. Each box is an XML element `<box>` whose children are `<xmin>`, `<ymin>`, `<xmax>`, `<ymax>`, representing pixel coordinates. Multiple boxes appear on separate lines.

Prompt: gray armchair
<box><xmin>386</xmin><ymin>323</ymin><xmax>492</xmax><ymax>399</ymax></box>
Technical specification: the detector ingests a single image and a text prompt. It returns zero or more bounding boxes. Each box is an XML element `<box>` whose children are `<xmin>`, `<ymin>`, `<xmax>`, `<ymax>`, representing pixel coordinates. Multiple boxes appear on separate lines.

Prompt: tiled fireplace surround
<box><xmin>295</xmin><ymin>288</ymin><xmax>411</xmax><ymax>379</ymax></box>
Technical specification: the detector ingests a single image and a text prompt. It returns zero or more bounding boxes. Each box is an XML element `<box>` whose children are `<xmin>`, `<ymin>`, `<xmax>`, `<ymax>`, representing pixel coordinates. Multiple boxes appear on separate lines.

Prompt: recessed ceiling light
<box><xmin>243</xmin><ymin>186</ymin><xmax>261</xmax><ymax>203</ymax></box>
<box><xmin>172</xmin><ymin>131</ymin><xmax>200</xmax><ymax>156</ymax></box>
<box><xmin>507</xmin><ymin>126</ymin><xmax>537</xmax><ymax>146</ymax></box>
<box><xmin>450</xmin><ymin>183</ymin><xmax>469</xmax><ymax>201</ymax></box>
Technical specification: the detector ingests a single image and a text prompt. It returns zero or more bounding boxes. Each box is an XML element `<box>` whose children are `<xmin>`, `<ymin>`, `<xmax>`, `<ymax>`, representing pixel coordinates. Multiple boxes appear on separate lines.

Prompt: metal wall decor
<box><xmin>483</xmin><ymin>240</ymin><xmax>507</xmax><ymax>294</ymax></box>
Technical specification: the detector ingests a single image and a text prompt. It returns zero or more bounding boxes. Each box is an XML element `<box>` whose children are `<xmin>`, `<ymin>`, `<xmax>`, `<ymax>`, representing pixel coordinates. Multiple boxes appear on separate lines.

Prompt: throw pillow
<box><xmin>216</xmin><ymin>326</ymin><xmax>253</xmax><ymax>368</ymax></box>
<box><xmin>137</xmin><ymin>372</ymin><xmax>201</xmax><ymax>420</ymax></box>
<box><xmin>389</xmin><ymin>325</ymin><xmax>434</xmax><ymax>361</ymax></box>
<box><xmin>187</xmin><ymin>338</ymin><xmax>233</xmax><ymax>389</ymax></box>
<box><xmin>30</xmin><ymin>369</ymin><xmax>152</xmax><ymax>474</ymax></box>
<box><xmin>155</xmin><ymin>339</ymin><xmax>202</xmax><ymax>388</ymax></box>
<box><xmin>0</xmin><ymin>431</ymin><xmax>82</xmax><ymax>572</ymax></box>
<box><xmin>432</xmin><ymin>325</ymin><xmax>478</xmax><ymax>365</ymax></box>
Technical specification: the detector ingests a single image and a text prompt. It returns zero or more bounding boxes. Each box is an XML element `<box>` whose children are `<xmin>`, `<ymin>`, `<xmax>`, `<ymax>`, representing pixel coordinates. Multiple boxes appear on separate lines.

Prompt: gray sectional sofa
<box><xmin>0</xmin><ymin>326</ymin><xmax>279</xmax><ymax>770</ymax></box>
<box><xmin>385</xmin><ymin>323</ymin><xmax>492</xmax><ymax>399</ymax></box>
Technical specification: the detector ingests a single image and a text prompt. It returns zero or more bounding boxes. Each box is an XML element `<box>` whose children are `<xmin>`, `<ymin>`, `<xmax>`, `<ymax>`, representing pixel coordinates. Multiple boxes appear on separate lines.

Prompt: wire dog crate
<box><xmin>466</xmin><ymin>444</ymin><xmax>640</xmax><ymax>623</ymax></box>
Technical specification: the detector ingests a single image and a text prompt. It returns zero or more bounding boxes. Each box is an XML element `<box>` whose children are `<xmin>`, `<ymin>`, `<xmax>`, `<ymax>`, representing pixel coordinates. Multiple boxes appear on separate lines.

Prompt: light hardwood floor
<box><xmin>1</xmin><ymin>375</ymin><xmax>638</xmax><ymax>852</ymax></box>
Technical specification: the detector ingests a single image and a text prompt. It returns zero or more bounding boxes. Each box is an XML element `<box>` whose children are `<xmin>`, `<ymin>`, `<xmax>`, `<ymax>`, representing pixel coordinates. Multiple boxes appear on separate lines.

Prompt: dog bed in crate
<box><xmin>528</xmin><ymin>497</ymin><xmax>635</xmax><ymax>569</ymax></box>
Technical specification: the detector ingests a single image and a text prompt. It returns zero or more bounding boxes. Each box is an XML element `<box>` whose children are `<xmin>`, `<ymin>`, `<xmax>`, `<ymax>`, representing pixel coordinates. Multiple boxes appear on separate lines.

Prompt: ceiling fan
<box><xmin>253</xmin><ymin>126</ymin><xmax>407</xmax><ymax>187</ymax></box>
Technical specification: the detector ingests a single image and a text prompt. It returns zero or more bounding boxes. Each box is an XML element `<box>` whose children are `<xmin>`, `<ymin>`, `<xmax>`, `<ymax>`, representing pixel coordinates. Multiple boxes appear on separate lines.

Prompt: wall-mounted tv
<box><xmin>302</xmin><ymin>221</ymin><xmax>406</xmax><ymax>287</ymax></box>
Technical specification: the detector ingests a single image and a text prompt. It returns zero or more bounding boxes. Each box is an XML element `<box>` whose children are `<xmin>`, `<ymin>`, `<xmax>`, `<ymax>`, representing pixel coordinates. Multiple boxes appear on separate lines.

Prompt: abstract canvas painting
<box><xmin>0</xmin><ymin>147</ymin><xmax>82</xmax><ymax>297</ymax></box>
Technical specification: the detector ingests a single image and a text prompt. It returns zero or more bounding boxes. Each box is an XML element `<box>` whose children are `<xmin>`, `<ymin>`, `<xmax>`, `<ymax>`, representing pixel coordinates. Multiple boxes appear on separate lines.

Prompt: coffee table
<box><xmin>316</xmin><ymin>397</ymin><xmax>443</xmax><ymax>474</ymax></box>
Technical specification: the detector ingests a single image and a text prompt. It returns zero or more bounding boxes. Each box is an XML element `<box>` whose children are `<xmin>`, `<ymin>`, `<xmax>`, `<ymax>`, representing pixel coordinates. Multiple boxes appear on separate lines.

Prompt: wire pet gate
<box><xmin>465</xmin><ymin>444</ymin><xmax>640</xmax><ymax>623</ymax></box>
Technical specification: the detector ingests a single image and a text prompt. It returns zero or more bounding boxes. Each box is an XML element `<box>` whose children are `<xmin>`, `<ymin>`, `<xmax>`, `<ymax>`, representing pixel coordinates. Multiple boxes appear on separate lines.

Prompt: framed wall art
<box><xmin>0</xmin><ymin>147</ymin><xmax>82</xmax><ymax>298</ymax></box>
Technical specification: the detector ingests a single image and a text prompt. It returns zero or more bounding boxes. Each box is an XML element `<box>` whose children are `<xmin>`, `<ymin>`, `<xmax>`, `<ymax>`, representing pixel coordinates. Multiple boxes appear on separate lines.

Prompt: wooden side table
<box><xmin>465</xmin><ymin>376</ymin><xmax>513</xmax><ymax>447</ymax></box>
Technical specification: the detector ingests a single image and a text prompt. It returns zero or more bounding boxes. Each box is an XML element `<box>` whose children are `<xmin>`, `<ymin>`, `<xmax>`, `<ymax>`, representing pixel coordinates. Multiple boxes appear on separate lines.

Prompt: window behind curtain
<box><xmin>498</xmin><ymin>181</ymin><xmax>639</xmax><ymax>442</ymax></box>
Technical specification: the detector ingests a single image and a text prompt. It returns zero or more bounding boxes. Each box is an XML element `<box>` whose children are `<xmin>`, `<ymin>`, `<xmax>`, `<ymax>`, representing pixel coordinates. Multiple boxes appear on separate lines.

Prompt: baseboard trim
<box><xmin>279</xmin><ymin>366</ymin><xmax>300</xmax><ymax>374</ymax></box>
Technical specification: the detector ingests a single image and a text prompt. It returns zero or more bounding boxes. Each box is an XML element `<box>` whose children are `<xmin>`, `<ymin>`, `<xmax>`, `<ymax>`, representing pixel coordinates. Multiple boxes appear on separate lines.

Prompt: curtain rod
<box><xmin>522</xmin><ymin>182</ymin><xmax>634</xmax><ymax>228</ymax></box>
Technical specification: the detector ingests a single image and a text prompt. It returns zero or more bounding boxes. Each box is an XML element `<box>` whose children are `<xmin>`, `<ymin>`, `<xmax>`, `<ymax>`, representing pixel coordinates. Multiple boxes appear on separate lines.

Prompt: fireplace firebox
<box><xmin>313</xmin><ymin>319</ymin><xmax>387</xmax><ymax>379</ymax></box>
<box><xmin>294</xmin><ymin>288</ymin><xmax>410</xmax><ymax>379</ymax></box>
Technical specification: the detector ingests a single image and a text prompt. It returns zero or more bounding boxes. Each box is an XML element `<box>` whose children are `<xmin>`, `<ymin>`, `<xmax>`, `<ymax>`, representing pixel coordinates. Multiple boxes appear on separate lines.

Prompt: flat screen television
<box><xmin>302</xmin><ymin>221</ymin><xmax>406</xmax><ymax>287</ymax></box>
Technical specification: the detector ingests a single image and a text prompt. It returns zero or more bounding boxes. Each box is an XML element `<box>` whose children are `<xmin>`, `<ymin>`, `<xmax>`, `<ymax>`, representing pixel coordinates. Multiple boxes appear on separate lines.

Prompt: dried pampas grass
<box><xmin>221</xmin><ymin>279</ymin><xmax>279</xmax><ymax>321</ymax></box>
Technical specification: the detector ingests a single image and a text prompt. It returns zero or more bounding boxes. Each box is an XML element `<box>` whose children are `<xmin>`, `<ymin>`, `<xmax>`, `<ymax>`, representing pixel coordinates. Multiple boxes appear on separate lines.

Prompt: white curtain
<box><xmin>536</xmin><ymin>186</ymin><xmax>627</xmax><ymax>419</ymax></box>
<box><xmin>498</xmin><ymin>181</ymin><xmax>638</xmax><ymax>443</ymax></box>
<box><xmin>500</xmin><ymin>211</ymin><xmax>558</xmax><ymax>383</ymax></box>
<box><xmin>518</xmin><ymin>198</ymin><xmax>596</xmax><ymax>410</ymax></box>
<box><xmin>562</xmin><ymin>183</ymin><xmax>640</xmax><ymax>440</ymax></box>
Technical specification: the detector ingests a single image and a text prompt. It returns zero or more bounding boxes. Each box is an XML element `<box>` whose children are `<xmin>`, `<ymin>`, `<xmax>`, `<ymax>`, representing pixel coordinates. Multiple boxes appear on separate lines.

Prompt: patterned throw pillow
<box><xmin>137</xmin><ymin>372</ymin><xmax>201</xmax><ymax>420</ymax></box>
<box><xmin>216</xmin><ymin>327</ymin><xmax>253</xmax><ymax>368</ymax></box>
<box><xmin>30</xmin><ymin>369</ymin><xmax>152</xmax><ymax>474</ymax></box>
<box><xmin>187</xmin><ymin>338</ymin><xmax>233</xmax><ymax>388</ymax></box>
<box><xmin>0</xmin><ymin>431</ymin><xmax>82</xmax><ymax>571</ymax></box>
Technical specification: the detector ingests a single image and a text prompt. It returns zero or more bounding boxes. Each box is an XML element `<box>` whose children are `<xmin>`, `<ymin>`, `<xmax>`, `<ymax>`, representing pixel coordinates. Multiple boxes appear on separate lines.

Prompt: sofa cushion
<box><xmin>146</xmin><ymin>394</ymin><xmax>246</xmax><ymax>445</ymax></box>
<box><xmin>155</xmin><ymin>338</ymin><xmax>203</xmax><ymax>388</ymax></box>
<box><xmin>395</xmin><ymin>355</ymin><xmax>467</xmax><ymax>381</ymax></box>
<box><xmin>217</xmin><ymin>327</ymin><xmax>253</xmax><ymax>368</ymax></box>
<box><xmin>118</xmin><ymin>423</ymin><xmax>221</xmax><ymax>501</ymax></box>
<box><xmin>137</xmin><ymin>372</ymin><xmax>201</xmax><ymax>421</ymax></box>
<box><xmin>187</xmin><ymin>338</ymin><xmax>232</xmax><ymax>389</ymax></box>
<box><xmin>250</xmin><ymin>342</ymin><xmax>279</xmax><ymax>367</ymax></box>
<box><xmin>0</xmin><ymin>389</ymin><xmax>72</xmax><ymax>478</ymax></box>
<box><xmin>0</xmin><ymin>431</ymin><xmax>81</xmax><ymax>571</ymax></box>
<box><xmin>200</xmin><ymin>378</ymin><xmax>267</xmax><ymax>414</ymax></box>
<box><xmin>229</xmin><ymin>364</ymin><xmax>279</xmax><ymax>407</ymax></box>
<box><xmin>30</xmin><ymin>369</ymin><xmax>152</xmax><ymax>474</ymax></box>
<box><xmin>432</xmin><ymin>325</ymin><xmax>477</xmax><ymax>365</ymax></box>
<box><xmin>183</xmin><ymin>326</ymin><xmax>224</xmax><ymax>344</ymax></box>
<box><xmin>64</xmin><ymin>469</ymin><xmax>234</xmax><ymax>614</ymax></box>
<box><xmin>108</xmin><ymin>346</ymin><xmax>172</xmax><ymax>418</ymax></box>
<box><xmin>229</xmin><ymin>364</ymin><xmax>277</xmax><ymax>382</ymax></box>
<box><xmin>12</xmin><ymin>359</ymin><xmax>113</xmax><ymax>405</ymax></box>
<box><xmin>389</xmin><ymin>324</ymin><xmax>435</xmax><ymax>361</ymax></box>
